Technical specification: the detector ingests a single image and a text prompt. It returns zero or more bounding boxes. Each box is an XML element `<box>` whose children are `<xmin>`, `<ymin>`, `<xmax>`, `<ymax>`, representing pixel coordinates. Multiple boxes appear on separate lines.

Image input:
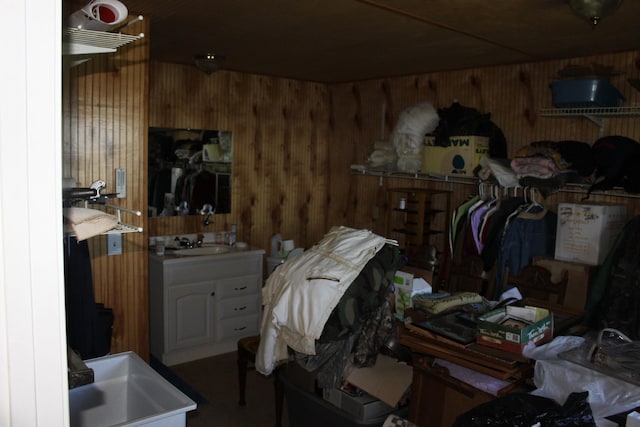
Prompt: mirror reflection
<box><xmin>148</xmin><ymin>127</ymin><xmax>232</xmax><ymax>217</ymax></box>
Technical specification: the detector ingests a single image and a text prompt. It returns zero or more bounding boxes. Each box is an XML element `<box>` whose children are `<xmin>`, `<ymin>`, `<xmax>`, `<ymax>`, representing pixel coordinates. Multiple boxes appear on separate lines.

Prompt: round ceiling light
<box><xmin>568</xmin><ymin>0</ymin><xmax>623</xmax><ymax>26</ymax></box>
<box><xmin>194</xmin><ymin>53</ymin><xmax>223</xmax><ymax>74</ymax></box>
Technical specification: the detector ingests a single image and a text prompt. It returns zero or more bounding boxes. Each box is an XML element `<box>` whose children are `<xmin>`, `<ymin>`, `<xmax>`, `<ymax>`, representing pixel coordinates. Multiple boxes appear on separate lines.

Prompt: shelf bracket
<box><xmin>583</xmin><ymin>114</ymin><xmax>605</xmax><ymax>136</ymax></box>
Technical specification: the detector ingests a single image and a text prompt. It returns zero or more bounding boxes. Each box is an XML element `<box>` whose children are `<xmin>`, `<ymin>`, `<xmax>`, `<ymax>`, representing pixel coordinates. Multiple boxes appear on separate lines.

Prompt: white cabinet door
<box><xmin>167</xmin><ymin>281</ymin><xmax>216</xmax><ymax>351</ymax></box>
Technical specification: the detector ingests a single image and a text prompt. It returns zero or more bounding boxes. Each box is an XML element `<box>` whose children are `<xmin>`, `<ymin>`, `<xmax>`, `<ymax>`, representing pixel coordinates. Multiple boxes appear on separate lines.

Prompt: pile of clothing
<box><xmin>478</xmin><ymin>136</ymin><xmax>640</xmax><ymax>197</ymax></box>
<box><xmin>256</xmin><ymin>226</ymin><xmax>401</xmax><ymax>389</ymax></box>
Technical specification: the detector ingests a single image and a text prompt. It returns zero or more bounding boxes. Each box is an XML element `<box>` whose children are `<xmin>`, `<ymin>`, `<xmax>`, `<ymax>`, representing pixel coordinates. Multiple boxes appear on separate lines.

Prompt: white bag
<box><xmin>526</xmin><ymin>336</ymin><xmax>640</xmax><ymax>419</ymax></box>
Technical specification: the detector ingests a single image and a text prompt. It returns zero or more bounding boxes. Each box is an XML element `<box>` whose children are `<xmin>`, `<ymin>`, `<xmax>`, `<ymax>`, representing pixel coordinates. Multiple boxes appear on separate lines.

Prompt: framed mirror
<box><xmin>148</xmin><ymin>127</ymin><xmax>232</xmax><ymax>217</ymax></box>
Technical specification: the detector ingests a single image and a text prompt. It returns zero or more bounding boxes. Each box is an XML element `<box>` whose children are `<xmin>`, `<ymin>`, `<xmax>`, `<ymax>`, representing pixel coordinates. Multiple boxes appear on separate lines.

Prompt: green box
<box><xmin>476</xmin><ymin>305</ymin><xmax>553</xmax><ymax>354</ymax></box>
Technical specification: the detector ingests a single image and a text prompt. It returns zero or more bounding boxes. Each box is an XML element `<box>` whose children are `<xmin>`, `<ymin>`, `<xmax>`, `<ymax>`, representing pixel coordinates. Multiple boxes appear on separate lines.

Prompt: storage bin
<box><xmin>280</xmin><ymin>370</ymin><xmax>408</xmax><ymax>427</ymax></box>
<box><xmin>69</xmin><ymin>351</ymin><xmax>196</xmax><ymax>427</ymax></box>
<box><xmin>550</xmin><ymin>79</ymin><xmax>624</xmax><ymax>108</ymax></box>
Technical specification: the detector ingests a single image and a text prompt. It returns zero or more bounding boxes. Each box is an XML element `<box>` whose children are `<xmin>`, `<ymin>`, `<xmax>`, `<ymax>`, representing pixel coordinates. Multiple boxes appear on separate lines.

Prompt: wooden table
<box><xmin>397</xmin><ymin>318</ymin><xmax>533</xmax><ymax>427</ymax></box>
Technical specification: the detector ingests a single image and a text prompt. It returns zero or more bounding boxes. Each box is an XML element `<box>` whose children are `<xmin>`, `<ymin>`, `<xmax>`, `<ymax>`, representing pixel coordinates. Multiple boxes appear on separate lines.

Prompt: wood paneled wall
<box><xmin>329</xmin><ymin>51</ymin><xmax>640</xmax><ymax>240</ymax></box>
<box><xmin>66</xmin><ymin>37</ymin><xmax>640</xmax><ymax>357</ymax></box>
<box><xmin>148</xmin><ymin>62</ymin><xmax>332</xmax><ymax>251</ymax></box>
<box><xmin>62</xmin><ymin>18</ymin><xmax>149</xmax><ymax>358</ymax></box>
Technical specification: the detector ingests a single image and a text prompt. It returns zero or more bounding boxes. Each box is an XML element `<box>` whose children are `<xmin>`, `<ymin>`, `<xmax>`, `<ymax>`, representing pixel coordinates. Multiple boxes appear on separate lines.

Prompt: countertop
<box><xmin>149</xmin><ymin>246</ymin><xmax>265</xmax><ymax>264</ymax></box>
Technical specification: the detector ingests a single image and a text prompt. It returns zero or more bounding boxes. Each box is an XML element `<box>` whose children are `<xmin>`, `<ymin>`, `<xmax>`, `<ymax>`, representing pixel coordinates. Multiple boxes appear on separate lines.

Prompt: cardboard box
<box><xmin>554</xmin><ymin>203</ymin><xmax>627</xmax><ymax>266</ymax></box>
<box><xmin>393</xmin><ymin>270</ymin><xmax>431</xmax><ymax>317</ymax></box>
<box><xmin>532</xmin><ymin>256</ymin><xmax>596</xmax><ymax>311</ymax></box>
<box><xmin>422</xmin><ymin>136</ymin><xmax>489</xmax><ymax>175</ymax></box>
<box><xmin>476</xmin><ymin>305</ymin><xmax>553</xmax><ymax>354</ymax></box>
<box><xmin>322</xmin><ymin>388</ymin><xmax>395</xmax><ymax>421</ymax></box>
<box><xmin>393</xmin><ymin>271</ymin><xmax>414</xmax><ymax>316</ymax></box>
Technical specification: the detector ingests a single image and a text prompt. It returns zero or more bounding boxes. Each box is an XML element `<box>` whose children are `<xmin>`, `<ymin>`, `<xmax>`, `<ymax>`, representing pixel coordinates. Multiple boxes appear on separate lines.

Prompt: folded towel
<box><xmin>63</xmin><ymin>207</ymin><xmax>121</xmax><ymax>241</ymax></box>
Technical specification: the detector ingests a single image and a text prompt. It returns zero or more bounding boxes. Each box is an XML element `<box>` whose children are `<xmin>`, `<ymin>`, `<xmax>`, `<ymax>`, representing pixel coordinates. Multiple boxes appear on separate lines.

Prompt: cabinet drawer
<box><xmin>163</xmin><ymin>255</ymin><xmax>263</xmax><ymax>285</ymax></box>
<box><xmin>217</xmin><ymin>275</ymin><xmax>261</xmax><ymax>300</ymax></box>
<box><xmin>216</xmin><ymin>294</ymin><xmax>260</xmax><ymax>320</ymax></box>
<box><xmin>218</xmin><ymin>314</ymin><xmax>260</xmax><ymax>340</ymax></box>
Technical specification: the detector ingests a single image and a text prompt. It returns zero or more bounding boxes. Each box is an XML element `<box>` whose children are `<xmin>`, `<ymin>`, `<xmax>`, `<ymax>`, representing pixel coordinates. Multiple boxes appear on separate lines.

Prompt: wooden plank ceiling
<box><xmin>109</xmin><ymin>0</ymin><xmax>639</xmax><ymax>82</ymax></box>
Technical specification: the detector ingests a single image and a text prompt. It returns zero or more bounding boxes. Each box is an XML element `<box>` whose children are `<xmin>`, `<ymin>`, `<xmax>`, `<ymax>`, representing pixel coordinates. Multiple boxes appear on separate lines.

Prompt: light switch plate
<box><xmin>107</xmin><ymin>234</ymin><xmax>123</xmax><ymax>256</ymax></box>
<box><xmin>115</xmin><ymin>168</ymin><xmax>126</xmax><ymax>198</ymax></box>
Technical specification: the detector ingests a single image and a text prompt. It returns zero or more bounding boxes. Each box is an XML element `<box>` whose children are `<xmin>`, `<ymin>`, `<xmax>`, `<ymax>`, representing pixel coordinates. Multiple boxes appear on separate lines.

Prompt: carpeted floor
<box><xmin>170</xmin><ymin>351</ymin><xmax>289</xmax><ymax>427</ymax></box>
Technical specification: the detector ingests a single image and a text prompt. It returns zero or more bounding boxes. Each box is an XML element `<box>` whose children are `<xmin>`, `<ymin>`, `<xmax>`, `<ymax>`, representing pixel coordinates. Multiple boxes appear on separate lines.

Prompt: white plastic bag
<box><xmin>526</xmin><ymin>336</ymin><xmax>640</xmax><ymax>419</ymax></box>
<box><xmin>391</xmin><ymin>102</ymin><xmax>439</xmax><ymax>172</ymax></box>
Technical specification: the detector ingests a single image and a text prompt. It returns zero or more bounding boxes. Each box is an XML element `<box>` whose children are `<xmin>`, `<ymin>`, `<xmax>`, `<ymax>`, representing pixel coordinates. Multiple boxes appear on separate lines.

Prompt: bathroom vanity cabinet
<box><xmin>149</xmin><ymin>248</ymin><xmax>265</xmax><ymax>366</ymax></box>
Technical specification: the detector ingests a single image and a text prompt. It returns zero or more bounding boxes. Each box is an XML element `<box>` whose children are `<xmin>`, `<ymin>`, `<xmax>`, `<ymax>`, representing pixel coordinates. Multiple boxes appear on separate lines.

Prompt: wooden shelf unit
<box><xmin>386</xmin><ymin>187</ymin><xmax>452</xmax><ymax>281</ymax></box>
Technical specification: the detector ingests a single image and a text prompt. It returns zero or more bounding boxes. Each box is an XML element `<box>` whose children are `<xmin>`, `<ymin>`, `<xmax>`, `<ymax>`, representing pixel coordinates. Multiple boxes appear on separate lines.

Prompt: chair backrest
<box><xmin>503</xmin><ymin>264</ymin><xmax>568</xmax><ymax>305</ymax></box>
<box><xmin>447</xmin><ymin>255</ymin><xmax>493</xmax><ymax>297</ymax></box>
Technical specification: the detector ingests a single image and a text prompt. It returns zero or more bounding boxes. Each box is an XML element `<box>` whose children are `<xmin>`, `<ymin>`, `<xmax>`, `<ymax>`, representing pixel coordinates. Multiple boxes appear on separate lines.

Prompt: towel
<box><xmin>63</xmin><ymin>207</ymin><xmax>121</xmax><ymax>240</ymax></box>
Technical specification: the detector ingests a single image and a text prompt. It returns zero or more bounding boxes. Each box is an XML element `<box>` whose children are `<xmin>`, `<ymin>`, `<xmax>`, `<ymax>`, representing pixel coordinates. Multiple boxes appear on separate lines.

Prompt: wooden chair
<box><xmin>447</xmin><ymin>255</ymin><xmax>494</xmax><ymax>297</ymax></box>
<box><xmin>502</xmin><ymin>264</ymin><xmax>568</xmax><ymax>305</ymax></box>
<box><xmin>237</xmin><ymin>335</ymin><xmax>283</xmax><ymax>427</ymax></box>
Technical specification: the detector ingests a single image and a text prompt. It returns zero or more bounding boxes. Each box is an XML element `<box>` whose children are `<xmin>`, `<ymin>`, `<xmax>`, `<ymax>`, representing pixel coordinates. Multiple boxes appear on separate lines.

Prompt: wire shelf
<box><xmin>539</xmin><ymin>106</ymin><xmax>640</xmax><ymax>118</ymax></box>
<box><xmin>63</xmin><ymin>27</ymin><xmax>144</xmax><ymax>56</ymax></box>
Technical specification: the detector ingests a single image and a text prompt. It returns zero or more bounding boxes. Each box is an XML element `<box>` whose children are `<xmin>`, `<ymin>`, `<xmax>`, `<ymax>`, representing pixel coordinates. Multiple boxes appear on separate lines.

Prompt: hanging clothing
<box><xmin>494</xmin><ymin>206</ymin><xmax>557</xmax><ymax>298</ymax></box>
<box><xmin>187</xmin><ymin>169</ymin><xmax>217</xmax><ymax>214</ymax></box>
<box><xmin>481</xmin><ymin>197</ymin><xmax>526</xmax><ymax>273</ymax></box>
<box><xmin>450</xmin><ymin>195</ymin><xmax>480</xmax><ymax>255</ymax></box>
<box><xmin>64</xmin><ymin>238</ymin><xmax>110</xmax><ymax>359</ymax></box>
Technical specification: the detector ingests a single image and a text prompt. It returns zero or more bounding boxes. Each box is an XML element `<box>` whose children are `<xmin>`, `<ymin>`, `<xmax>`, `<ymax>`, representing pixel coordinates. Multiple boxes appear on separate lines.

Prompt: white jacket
<box><xmin>256</xmin><ymin>226</ymin><xmax>390</xmax><ymax>375</ymax></box>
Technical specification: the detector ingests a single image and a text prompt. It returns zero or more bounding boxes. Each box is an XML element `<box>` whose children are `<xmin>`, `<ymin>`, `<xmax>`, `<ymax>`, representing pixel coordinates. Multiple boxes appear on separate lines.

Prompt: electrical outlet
<box><xmin>115</xmin><ymin>168</ymin><xmax>126</xmax><ymax>198</ymax></box>
<box><xmin>107</xmin><ymin>234</ymin><xmax>123</xmax><ymax>256</ymax></box>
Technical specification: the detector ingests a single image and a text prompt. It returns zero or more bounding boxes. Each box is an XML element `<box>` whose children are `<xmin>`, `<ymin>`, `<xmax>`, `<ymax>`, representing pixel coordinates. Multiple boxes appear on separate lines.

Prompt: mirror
<box><xmin>148</xmin><ymin>127</ymin><xmax>232</xmax><ymax>217</ymax></box>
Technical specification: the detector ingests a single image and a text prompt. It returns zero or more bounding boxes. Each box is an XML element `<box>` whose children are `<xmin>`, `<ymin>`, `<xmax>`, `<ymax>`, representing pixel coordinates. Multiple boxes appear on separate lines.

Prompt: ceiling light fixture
<box><xmin>194</xmin><ymin>53</ymin><xmax>223</xmax><ymax>74</ymax></box>
<box><xmin>567</xmin><ymin>0</ymin><xmax>622</xmax><ymax>26</ymax></box>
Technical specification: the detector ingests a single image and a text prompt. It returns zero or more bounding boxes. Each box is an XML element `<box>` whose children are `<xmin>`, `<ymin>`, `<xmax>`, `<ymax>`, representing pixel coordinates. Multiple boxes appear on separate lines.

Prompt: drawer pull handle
<box><xmin>210</xmin><ymin>292</ymin><xmax>215</xmax><ymax>296</ymax></box>
<box><xmin>234</xmin><ymin>326</ymin><xmax>247</xmax><ymax>331</ymax></box>
<box><xmin>234</xmin><ymin>286</ymin><xmax>247</xmax><ymax>291</ymax></box>
<box><xmin>234</xmin><ymin>306</ymin><xmax>247</xmax><ymax>311</ymax></box>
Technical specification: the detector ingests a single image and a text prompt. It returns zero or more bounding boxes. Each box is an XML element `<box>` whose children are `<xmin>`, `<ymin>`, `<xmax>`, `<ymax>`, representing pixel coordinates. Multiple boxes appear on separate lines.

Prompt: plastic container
<box><xmin>69</xmin><ymin>351</ymin><xmax>196</xmax><ymax>427</ymax></box>
<box><xmin>280</xmin><ymin>370</ymin><xmax>407</xmax><ymax>427</ymax></box>
<box><xmin>550</xmin><ymin>79</ymin><xmax>624</xmax><ymax>108</ymax></box>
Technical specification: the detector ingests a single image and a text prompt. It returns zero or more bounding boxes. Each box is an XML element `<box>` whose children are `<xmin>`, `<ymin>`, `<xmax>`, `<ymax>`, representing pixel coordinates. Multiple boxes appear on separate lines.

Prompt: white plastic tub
<box><xmin>69</xmin><ymin>351</ymin><xmax>197</xmax><ymax>427</ymax></box>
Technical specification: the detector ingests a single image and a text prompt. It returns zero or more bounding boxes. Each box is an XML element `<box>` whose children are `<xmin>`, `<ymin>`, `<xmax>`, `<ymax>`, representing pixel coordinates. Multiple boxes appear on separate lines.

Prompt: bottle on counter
<box><xmin>229</xmin><ymin>224</ymin><xmax>237</xmax><ymax>246</ymax></box>
<box><xmin>155</xmin><ymin>237</ymin><xmax>165</xmax><ymax>256</ymax></box>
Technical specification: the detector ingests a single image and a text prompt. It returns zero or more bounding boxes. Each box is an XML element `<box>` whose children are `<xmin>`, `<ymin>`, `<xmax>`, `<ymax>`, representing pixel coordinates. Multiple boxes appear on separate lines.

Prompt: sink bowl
<box><xmin>173</xmin><ymin>245</ymin><xmax>231</xmax><ymax>256</ymax></box>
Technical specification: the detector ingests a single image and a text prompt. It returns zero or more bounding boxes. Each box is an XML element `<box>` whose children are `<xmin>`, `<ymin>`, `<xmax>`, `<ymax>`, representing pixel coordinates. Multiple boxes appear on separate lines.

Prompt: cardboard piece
<box><xmin>554</xmin><ymin>203</ymin><xmax>627</xmax><ymax>266</ymax></box>
<box><xmin>422</xmin><ymin>136</ymin><xmax>489</xmax><ymax>175</ymax></box>
<box><xmin>346</xmin><ymin>354</ymin><xmax>413</xmax><ymax>408</ymax></box>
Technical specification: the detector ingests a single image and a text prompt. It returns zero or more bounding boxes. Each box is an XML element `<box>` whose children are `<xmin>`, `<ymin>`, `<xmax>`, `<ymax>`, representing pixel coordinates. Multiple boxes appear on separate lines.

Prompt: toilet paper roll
<box><xmin>67</xmin><ymin>0</ymin><xmax>128</xmax><ymax>31</ymax></box>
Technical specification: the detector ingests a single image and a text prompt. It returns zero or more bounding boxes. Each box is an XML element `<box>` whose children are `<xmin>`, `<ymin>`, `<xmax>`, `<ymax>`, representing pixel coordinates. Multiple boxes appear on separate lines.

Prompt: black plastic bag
<box><xmin>453</xmin><ymin>391</ymin><xmax>595</xmax><ymax>427</ymax></box>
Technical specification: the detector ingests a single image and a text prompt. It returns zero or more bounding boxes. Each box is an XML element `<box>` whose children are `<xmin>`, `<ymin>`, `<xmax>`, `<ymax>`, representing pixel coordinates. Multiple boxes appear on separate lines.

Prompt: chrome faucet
<box><xmin>177</xmin><ymin>237</ymin><xmax>202</xmax><ymax>249</ymax></box>
<box><xmin>200</xmin><ymin>203</ymin><xmax>215</xmax><ymax>226</ymax></box>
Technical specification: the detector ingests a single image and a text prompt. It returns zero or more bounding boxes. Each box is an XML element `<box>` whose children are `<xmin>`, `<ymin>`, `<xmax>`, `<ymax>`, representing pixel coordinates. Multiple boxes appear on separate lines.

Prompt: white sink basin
<box><xmin>173</xmin><ymin>245</ymin><xmax>231</xmax><ymax>256</ymax></box>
